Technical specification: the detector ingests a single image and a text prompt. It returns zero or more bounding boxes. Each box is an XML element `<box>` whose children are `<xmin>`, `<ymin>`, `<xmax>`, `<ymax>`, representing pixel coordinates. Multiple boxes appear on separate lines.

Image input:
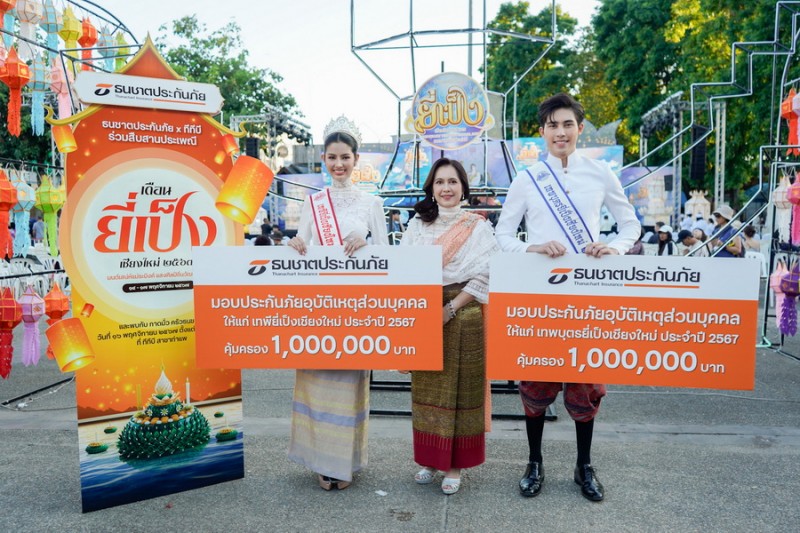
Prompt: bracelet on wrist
<box><xmin>446</xmin><ymin>300</ymin><xmax>457</xmax><ymax>319</ymax></box>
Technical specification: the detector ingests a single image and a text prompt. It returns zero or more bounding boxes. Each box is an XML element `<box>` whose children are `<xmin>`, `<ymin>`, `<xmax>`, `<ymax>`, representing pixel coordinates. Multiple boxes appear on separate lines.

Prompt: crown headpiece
<box><xmin>323</xmin><ymin>115</ymin><xmax>362</xmax><ymax>148</ymax></box>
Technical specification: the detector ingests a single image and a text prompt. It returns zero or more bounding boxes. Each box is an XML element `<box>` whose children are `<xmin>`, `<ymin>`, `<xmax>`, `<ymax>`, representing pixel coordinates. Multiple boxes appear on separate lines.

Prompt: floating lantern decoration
<box><xmin>34</xmin><ymin>174</ymin><xmax>65</xmax><ymax>256</ymax></box>
<box><xmin>0</xmin><ymin>169</ymin><xmax>18</xmax><ymax>259</ymax></box>
<box><xmin>50</xmin><ymin>58</ymin><xmax>74</xmax><ymax>119</ymax></box>
<box><xmin>18</xmin><ymin>285</ymin><xmax>44</xmax><ymax>366</ymax></box>
<box><xmin>221</xmin><ymin>134</ymin><xmax>239</xmax><ymax>156</ymax></box>
<box><xmin>0</xmin><ymin>47</ymin><xmax>31</xmax><ymax>136</ymax></box>
<box><xmin>114</xmin><ymin>31</ymin><xmax>128</xmax><ymax>71</ymax></box>
<box><xmin>43</xmin><ymin>281</ymin><xmax>69</xmax><ymax>360</ymax></box>
<box><xmin>77</xmin><ymin>17</ymin><xmax>97</xmax><ymax>71</ymax></box>
<box><xmin>45</xmin><ymin>314</ymin><xmax>95</xmax><ymax>372</ymax></box>
<box><xmin>0</xmin><ymin>286</ymin><xmax>22</xmax><ymax>379</ymax></box>
<box><xmin>10</xmin><ymin>168</ymin><xmax>34</xmax><ymax>257</ymax></box>
<box><xmin>215</xmin><ymin>155</ymin><xmax>274</xmax><ymax>225</ymax></box>
<box><xmin>52</xmin><ymin>123</ymin><xmax>77</xmax><ymax>153</ymax></box>
<box><xmin>97</xmin><ymin>25</ymin><xmax>113</xmax><ymax>71</ymax></box>
<box><xmin>39</xmin><ymin>0</ymin><xmax>59</xmax><ymax>60</ymax></box>
<box><xmin>15</xmin><ymin>0</ymin><xmax>43</xmax><ymax>61</ymax></box>
<box><xmin>29</xmin><ymin>55</ymin><xmax>48</xmax><ymax>135</ymax></box>
<box><xmin>58</xmin><ymin>6</ymin><xmax>80</xmax><ymax>63</ymax></box>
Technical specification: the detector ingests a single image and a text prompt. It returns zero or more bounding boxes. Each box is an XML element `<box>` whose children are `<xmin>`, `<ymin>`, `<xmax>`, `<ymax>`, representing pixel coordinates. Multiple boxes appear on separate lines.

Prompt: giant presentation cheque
<box><xmin>193</xmin><ymin>245</ymin><xmax>442</xmax><ymax>370</ymax></box>
<box><xmin>487</xmin><ymin>254</ymin><xmax>759</xmax><ymax>390</ymax></box>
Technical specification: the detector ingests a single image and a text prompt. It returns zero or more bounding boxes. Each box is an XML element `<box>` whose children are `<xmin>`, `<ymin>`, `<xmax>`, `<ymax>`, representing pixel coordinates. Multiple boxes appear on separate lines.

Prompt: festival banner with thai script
<box><xmin>55</xmin><ymin>40</ymin><xmax>244</xmax><ymax>513</ymax></box>
<box><xmin>193</xmin><ymin>246</ymin><xmax>443</xmax><ymax>370</ymax></box>
<box><xmin>487</xmin><ymin>254</ymin><xmax>759</xmax><ymax>390</ymax></box>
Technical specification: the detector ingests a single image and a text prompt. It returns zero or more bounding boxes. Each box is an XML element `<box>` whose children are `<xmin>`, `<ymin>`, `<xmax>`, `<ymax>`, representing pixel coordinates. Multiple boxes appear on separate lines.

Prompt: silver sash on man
<box><xmin>525</xmin><ymin>161</ymin><xmax>594</xmax><ymax>253</ymax></box>
<box><xmin>308</xmin><ymin>189</ymin><xmax>344</xmax><ymax>246</ymax></box>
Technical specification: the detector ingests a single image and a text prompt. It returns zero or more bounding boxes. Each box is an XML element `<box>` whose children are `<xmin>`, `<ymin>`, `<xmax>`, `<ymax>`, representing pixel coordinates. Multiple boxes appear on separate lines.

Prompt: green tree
<box><xmin>155</xmin><ymin>16</ymin><xmax>299</xmax><ymax>123</ymax></box>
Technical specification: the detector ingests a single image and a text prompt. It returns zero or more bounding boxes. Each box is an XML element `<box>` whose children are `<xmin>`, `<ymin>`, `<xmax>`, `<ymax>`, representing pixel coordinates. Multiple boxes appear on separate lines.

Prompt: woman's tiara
<box><xmin>323</xmin><ymin>115</ymin><xmax>362</xmax><ymax>148</ymax></box>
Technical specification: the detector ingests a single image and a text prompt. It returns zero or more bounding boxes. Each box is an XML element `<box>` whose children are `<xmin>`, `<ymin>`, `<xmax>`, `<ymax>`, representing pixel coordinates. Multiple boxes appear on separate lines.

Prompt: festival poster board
<box><xmin>53</xmin><ymin>40</ymin><xmax>245</xmax><ymax>512</ymax></box>
<box><xmin>192</xmin><ymin>246</ymin><xmax>443</xmax><ymax>370</ymax></box>
<box><xmin>487</xmin><ymin>254</ymin><xmax>759</xmax><ymax>390</ymax></box>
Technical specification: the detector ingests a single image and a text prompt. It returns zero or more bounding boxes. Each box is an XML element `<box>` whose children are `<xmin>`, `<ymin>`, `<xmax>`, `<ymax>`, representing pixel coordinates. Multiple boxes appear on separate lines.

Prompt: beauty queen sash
<box><xmin>309</xmin><ymin>189</ymin><xmax>344</xmax><ymax>246</ymax></box>
<box><xmin>525</xmin><ymin>161</ymin><xmax>594</xmax><ymax>253</ymax></box>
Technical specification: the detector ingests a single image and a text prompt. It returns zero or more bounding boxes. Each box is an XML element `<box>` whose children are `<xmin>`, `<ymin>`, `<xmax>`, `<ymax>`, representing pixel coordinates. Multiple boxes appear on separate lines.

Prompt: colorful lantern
<box><xmin>771</xmin><ymin>259</ymin><xmax>787</xmax><ymax>331</ymax></box>
<box><xmin>50</xmin><ymin>58</ymin><xmax>73</xmax><ymax>119</ymax></box>
<box><xmin>780</xmin><ymin>261</ymin><xmax>800</xmax><ymax>336</ymax></box>
<box><xmin>0</xmin><ymin>37</ymin><xmax>7</xmax><ymax>66</ymax></box>
<box><xmin>114</xmin><ymin>31</ymin><xmax>128</xmax><ymax>71</ymax></box>
<box><xmin>1</xmin><ymin>1</ymin><xmax>16</xmax><ymax>49</ymax></box>
<box><xmin>78</xmin><ymin>17</ymin><xmax>97</xmax><ymax>71</ymax></box>
<box><xmin>34</xmin><ymin>174</ymin><xmax>64</xmax><ymax>256</ymax></box>
<box><xmin>15</xmin><ymin>0</ymin><xmax>42</xmax><ymax>61</ymax></box>
<box><xmin>52</xmin><ymin>123</ymin><xmax>77</xmax><ymax>153</ymax></box>
<box><xmin>788</xmin><ymin>174</ymin><xmax>800</xmax><ymax>245</ymax></box>
<box><xmin>0</xmin><ymin>286</ymin><xmax>22</xmax><ymax>379</ymax></box>
<box><xmin>10</xmin><ymin>169</ymin><xmax>34</xmax><ymax>257</ymax></box>
<box><xmin>45</xmin><ymin>316</ymin><xmax>95</xmax><ymax>372</ymax></box>
<box><xmin>0</xmin><ymin>170</ymin><xmax>18</xmax><ymax>259</ymax></box>
<box><xmin>58</xmin><ymin>6</ymin><xmax>80</xmax><ymax>63</ymax></box>
<box><xmin>221</xmin><ymin>134</ymin><xmax>240</xmax><ymax>156</ymax></box>
<box><xmin>43</xmin><ymin>281</ymin><xmax>69</xmax><ymax>359</ymax></box>
<box><xmin>18</xmin><ymin>285</ymin><xmax>44</xmax><ymax>366</ymax></box>
<box><xmin>774</xmin><ymin>173</ymin><xmax>792</xmax><ymax>243</ymax></box>
<box><xmin>0</xmin><ymin>47</ymin><xmax>31</xmax><ymax>136</ymax></box>
<box><xmin>97</xmin><ymin>25</ymin><xmax>113</xmax><ymax>71</ymax></box>
<box><xmin>782</xmin><ymin>88</ymin><xmax>799</xmax><ymax>156</ymax></box>
<box><xmin>29</xmin><ymin>55</ymin><xmax>48</xmax><ymax>135</ymax></box>
<box><xmin>39</xmin><ymin>0</ymin><xmax>59</xmax><ymax>61</ymax></box>
<box><xmin>215</xmin><ymin>155</ymin><xmax>275</xmax><ymax>225</ymax></box>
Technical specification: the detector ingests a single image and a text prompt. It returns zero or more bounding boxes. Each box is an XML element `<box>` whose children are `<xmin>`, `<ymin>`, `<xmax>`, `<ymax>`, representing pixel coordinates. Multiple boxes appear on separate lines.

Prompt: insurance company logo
<box><xmin>548</xmin><ymin>268</ymin><xmax>572</xmax><ymax>285</ymax></box>
<box><xmin>247</xmin><ymin>260</ymin><xmax>270</xmax><ymax>276</ymax></box>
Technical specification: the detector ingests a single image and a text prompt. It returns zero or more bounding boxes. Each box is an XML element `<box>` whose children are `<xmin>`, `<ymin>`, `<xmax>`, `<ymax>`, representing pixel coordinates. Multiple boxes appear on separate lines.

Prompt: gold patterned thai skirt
<box><xmin>411</xmin><ymin>283</ymin><xmax>485</xmax><ymax>470</ymax></box>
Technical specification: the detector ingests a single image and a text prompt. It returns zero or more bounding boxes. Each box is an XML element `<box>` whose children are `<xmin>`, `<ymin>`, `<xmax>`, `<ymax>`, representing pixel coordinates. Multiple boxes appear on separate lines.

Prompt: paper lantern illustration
<box><xmin>58</xmin><ymin>6</ymin><xmax>80</xmax><ymax>62</ymax></box>
<box><xmin>34</xmin><ymin>174</ymin><xmax>65</xmax><ymax>257</ymax></box>
<box><xmin>15</xmin><ymin>0</ymin><xmax>42</xmax><ymax>61</ymax></box>
<box><xmin>43</xmin><ymin>281</ymin><xmax>69</xmax><ymax>360</ymax></box>
<box><xmin>78</xmin><ymin>17</ymin><xmax>97</xmax><ymax>71</ymax></box>
<box><xmin>215</xmin><ymin>156</ymin><xmax>274</xmax><ymax>225</ymax></box>
<box><xmin>29</xmin><ymin>55</ymin><xmax>48</xmax><ymax>135</ymax></box>
<box><xmin>0</xmin><ymin>47</ymin><xmax>31</xmax><ymax>137</ymax></box>
<box><xmin>45</xmin><ymin>316</ymin><xmax>95</xmax><ymax>372</ymax></box>
<box><xmin>0</xmin><ymin>286</ymin><xmax>22</xmax><ymax>379</ymax></box>
<box><xmin>18</xmin><ymin>285</ymin><xmax>44</xmax><ymax>366</ymax></box>
<box><xmin>97</xmin><ymin>25</ymin><xmax>113</xmax><ymax>72</ymax></box>
<box><xmin>11</xmin><ymin>170</ymin><xmax>34</xmax><ymax>257</ymax></box>
<box><xmin>221</xmin><ymin>134</ymin><xmax>240</xmax><ymax>156</ymax></box>
<box><xmin>52</xmin><ymin>123</ymin><xmax>77</xmax><ymax>153</ymax></box>
<box><xmin>0</xmin><ymin>169</ymin><xmax>18</xmax><ymax>259</ymax></box>
<box><xmin>50</xmin><ymin>58</ymin><xmax>74</xmax><ymax>119</ymax></box>
<box><xmin>38</xmin><ymin>0</ymin><xmax>59</xmax><ymax>60</ymax></box>
<box><xmin>114</xmin><ymin>31</ymin><xmax>128</xmax><ymax>71</ymax></box>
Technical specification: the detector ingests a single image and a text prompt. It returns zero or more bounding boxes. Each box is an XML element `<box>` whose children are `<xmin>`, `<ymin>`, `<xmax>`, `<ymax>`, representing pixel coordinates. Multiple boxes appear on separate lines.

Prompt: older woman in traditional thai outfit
<box><xmin>287</xmin><ymin>116</ymin><xmax>389</xmax><ymax>490</ymax></box>
<box><xmin>400</xmin><ymin>158</ymin><xmax>499</xmax><ymax>494</ymax></box>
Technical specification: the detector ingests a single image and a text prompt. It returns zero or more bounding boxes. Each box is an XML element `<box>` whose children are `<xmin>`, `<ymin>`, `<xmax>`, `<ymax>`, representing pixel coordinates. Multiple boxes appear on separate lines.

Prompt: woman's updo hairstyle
<box><xmin>323</xmin><ymin>132</ymin><xmax>359</xmax><ymax>155</ymax></box>
<box><xmin>413</xmin><ymin>158</ymin><xmax>470</xmax><ymax>223</ymax></box>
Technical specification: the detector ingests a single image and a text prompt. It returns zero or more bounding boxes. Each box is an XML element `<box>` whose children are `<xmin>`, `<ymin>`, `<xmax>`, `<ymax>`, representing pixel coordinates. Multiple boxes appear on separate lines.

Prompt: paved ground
<box><xmin>2</xmin><ymin>297</ymin><xmax>800</xmax><ymax>532</ymax></box>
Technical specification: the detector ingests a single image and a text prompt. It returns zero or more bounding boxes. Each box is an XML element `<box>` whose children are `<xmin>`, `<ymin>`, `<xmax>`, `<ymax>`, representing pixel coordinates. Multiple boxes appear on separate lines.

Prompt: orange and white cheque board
<box><xmin>487</xmin><ymin>254</ymin><xmax>759</xmax><ymax>390</ymax></box>
<box><xmin>193</xmin><ymin>245</ymin><xmax>443</xmax><ymax>370</ymax></box>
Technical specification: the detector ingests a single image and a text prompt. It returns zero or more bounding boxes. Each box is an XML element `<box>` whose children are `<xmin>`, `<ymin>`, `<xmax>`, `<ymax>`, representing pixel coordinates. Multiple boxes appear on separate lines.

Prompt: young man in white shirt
<box><xmin>496</xmin><ymin>93</ymin><xmax>641</xmax><ymax>502</ymax></box>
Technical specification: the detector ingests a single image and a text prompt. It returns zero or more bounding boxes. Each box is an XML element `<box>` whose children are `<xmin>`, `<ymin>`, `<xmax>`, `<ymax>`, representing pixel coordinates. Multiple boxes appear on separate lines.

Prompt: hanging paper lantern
<box><xmin>0</xmin><ymin>38</ymin><xmax>7</xmax><ymax>66</ymax></box>
<box><xmin>780</xmin><ymin>261</ymin><xmax>800</xmax><ymax>336</ymax></box>
<box><xmin>39</xmin><ymin>0</ymin><xmax>59</xmax><ymax>61</ymax></box>
<box><xmin>34</xmin><ymin>175</ymin><xmax>64</xmax><ymax>257</ymax></box>
<box><xmin>78</xmin><ymin>17</ymin><xmax>97</xmax><ymax>71</ymax></box>
<box><xmin>771</xmin><ymin>259</ymin><xmax>787</xmax><ymax>331</ymax></box>
<box><xmin>29</xmin><ymin>55</ymin><xmax>48</xmax><ymax>135</ymax></box>
<box><xmin>0</xmin><ymin>286</ymin><xmax>22</xmax><ymax>379</ymax></box>
<box><xmin>15</xmin><ymin>0</ymin><xmax>42</xmax><ymax>61</ymax></box>
<box><xmin>18</xmin><ymin>285</ymin><xmax>44</xmax><ymax>366</ymax></box>
<box><xmin>58</xmin><ymin>6</ymin><xmax>80</xmax><ymax>62</ymax></box>
<box><xmin>788</xmin><ymin>174</ymin><xmax>800</xmax><ymax>245</ymax></box>
<box><xmin>0</xmin><ymin>170</ymin><xmax>18</xmax><ymax>260</ymax></box>
<box><xmin>97</xmin><ymin>25</ymin><xmax>113</xmax><ymax>72</ymax></box>
<box><xmin>773</xmin><ymin>173</ymin><xmax>792</xmax><ymax>243</ymax></box>
<box><xmin>1</xmin><ymin>1</ymin><xmax>16</xmax><ymax>49</ymax></box>
<box><xmin>43</xmin><ymin>281</ymin><xmax>69</xmax><ymax>360</ymax></box>
<box><xmin>50</xmin><ymin>58</ymin><xmax>73</xmax><ymax>119</ymax></box>
<box><xmin>0</xmin><ymin>47</ymin><xmax>31</xmax><ymax>136</ymax></box>
<box><xmin>10</xmin><ymin>170</ymin><xmax>34</xmax><ymax>257</ymax></box>
<box><xmin>782</xmin><ymin>88</ymin><xmax>799</xmax><ymax>156</ymax></box>
<box><xmin>114</xmin><ymin>31</ymin><xmax>129</xmax><ymax>72</ymax></box>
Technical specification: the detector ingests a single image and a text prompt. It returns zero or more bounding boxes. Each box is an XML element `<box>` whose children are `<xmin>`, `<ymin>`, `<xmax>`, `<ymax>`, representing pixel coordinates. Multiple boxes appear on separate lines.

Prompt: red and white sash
<box><xmin>309</xmin><ymin>189</ymin><xmax>344</xmax><ymax>246</ymax></box>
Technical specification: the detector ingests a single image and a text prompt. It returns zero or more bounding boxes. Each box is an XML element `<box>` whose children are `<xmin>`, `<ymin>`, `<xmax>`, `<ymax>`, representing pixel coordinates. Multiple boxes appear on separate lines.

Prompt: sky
<box><xmin>96</xmin><ymin>0</ymin><xmax>600</xmax><ymax>143</ymax></box>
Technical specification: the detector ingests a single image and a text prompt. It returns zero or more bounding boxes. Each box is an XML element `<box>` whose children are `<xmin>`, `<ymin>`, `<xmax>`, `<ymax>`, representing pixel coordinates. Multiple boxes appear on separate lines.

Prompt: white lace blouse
<box><xmin>296</xmin><ymin>180</ymin><xmax>389</xmax><ymax>246</ymax></box>
<box><xmin>401</xmin><ymin>206</ymin><xmax>499</xmax><ymax>303</ymax></box>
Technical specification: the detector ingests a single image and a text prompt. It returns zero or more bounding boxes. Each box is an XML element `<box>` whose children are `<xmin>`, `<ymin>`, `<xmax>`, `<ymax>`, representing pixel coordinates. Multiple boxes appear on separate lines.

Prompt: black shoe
<box><xmin>519</xmin><ymin>461</ymin><xmax>545</xmax><ymax>497</ymax></box>
<box><xmin>574</xmin><ymin>464</ymin><xmax>604</xmax><ymax>502</ymax></box>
